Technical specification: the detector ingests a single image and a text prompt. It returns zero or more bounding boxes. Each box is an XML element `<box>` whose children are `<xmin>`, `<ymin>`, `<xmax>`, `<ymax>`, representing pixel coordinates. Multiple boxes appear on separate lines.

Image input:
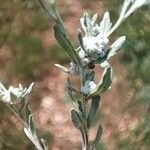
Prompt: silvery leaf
<box><xmin>0</xmin><ymin>82</ymin><xmax>6</xmax><ymax>92</ymax></box>
<box><xmin>99</xmin><ymin>11</ymin><xmax>112</xmax><ymax>37</ymax></box>
<box><xmin>84</xmin><ymin>12</ymin><xmax>91</xmax><ymax>33</ymax></box>
<box><xmin>87</xmin><ymin>96</ymin><xmax>100</xmax><ymax>128</ymax></box>
<box><xmin>119</xmin><ymin>0</ymin><xmax>133</xmax><ymax>20</ymax></box>
<box><xmin>25</xmin><ymin>82</ymin><xmax>34</xmax><ymax>95</ymax></box>
<box><xmin>28</xmin><ymin>114</ymin><xmax>35</xmax><ymax>134</ymax></box>
<box><xmin>24</xmin><ymin>127</ymin><xmax>34</xmax><ymax>143</ymax></box>
<box><xmin>24</xmin><ymin>127</ymin><xmax>43</xmax><ymax>150</ymax></box>
<box><xmin>91</xmin><ymin>14</ymin><xmax>98</xmax><ymax>26</ymax></box>
<box><xmin>54</xmin><ymin>22</ymin><xmax>81</xmax><ymax>66</ymax></box>
<box><xmin>39</xmin><ymin>0</ymin><xmax>81</xmax><ymax>66</ymax></box>
<box><xmin>88</xmin><ymin>66</ymin><xmax>112</xmax><ymax>98</ymax></box>
<box><xmin>100</xmin><ymin>61</ymin><xmax>110</xmax><ymax>68</ymax></box>
<box><xmin>80</xmin><ymin>17</ymin><xmax>86</xmax><ymax>32</ymax></box>
<box><xmin>41</xmin><ymin>138</ymin><xmax>48</xmax><ymax>150</ymax></box>
<box><xmin>71</xmin><ymin>109</ymin><xmax>84</xmax><ymax>129</ymax></box>
<box><xmin>38</xmin><ymin>0</ymin><xmax>59</xmax><ymax>20</ymax></box>
<box><xmin>107</xmin><ymin>36</ymin><xmax>126</xmax><ymax>59</ymax></box>
<box><xmin>24</xmin><ymin>127</ymin><xmax>38</xmax><ymax>148</ymax></box>
<box><xmin>124</xmin><ymin>0</ymin><xmax>150</xmax><ymax>19</ymax></box>
<box><xmin>55</xmin><ymin>64</ymin><xmax>69</xmax><ymax>73</ymax></box>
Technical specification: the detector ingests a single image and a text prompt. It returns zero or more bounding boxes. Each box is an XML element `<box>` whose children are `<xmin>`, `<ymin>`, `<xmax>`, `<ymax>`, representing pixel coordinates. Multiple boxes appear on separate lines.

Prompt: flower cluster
<box><xmin>53</xmin><ymin>0</ymin><xmax>149</xmax><ymax>98</ymax></box>
<box><xmin>0</xmin><ymin>82</ymin><xmax>34</xmax><ymax>104</ymax></box>
<box><xmin>78</xmin><ymin>11</ymin><xmax>126</xmax><ymax>68</ymax></box>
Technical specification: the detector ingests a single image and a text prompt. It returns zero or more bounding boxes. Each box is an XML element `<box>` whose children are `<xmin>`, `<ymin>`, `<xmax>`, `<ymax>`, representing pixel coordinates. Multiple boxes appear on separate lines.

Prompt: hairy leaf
<box><xmin>87</xmin><ymin>96</ymin><xmax>100</xmax><ymax>128</ymax></box>
<box><xmin>88</xmin><ymin>66</ymin><xmax>112</xmax><ymax>98</ymax></box>
<box><xmin>107</xmin><ymin>36</ymin><xmax>126</xmax><ymax>59</ymax></box>
<box><xmin>71</xmin><ymin>109</ymin><xmax>84</xmax><ymax>129</ymax></box>
<box><xmin>54</xmin><ymin>22</ymin><xmax>81</xmax><ymax>66</ymax></box>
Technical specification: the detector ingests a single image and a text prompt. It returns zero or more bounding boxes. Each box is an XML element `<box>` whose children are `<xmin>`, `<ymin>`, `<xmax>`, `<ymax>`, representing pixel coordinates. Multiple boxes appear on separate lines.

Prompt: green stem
<box><xmin>79</xmin><ymin>67</ymin><xmax>89</xmax><ymax>150</ymax></box>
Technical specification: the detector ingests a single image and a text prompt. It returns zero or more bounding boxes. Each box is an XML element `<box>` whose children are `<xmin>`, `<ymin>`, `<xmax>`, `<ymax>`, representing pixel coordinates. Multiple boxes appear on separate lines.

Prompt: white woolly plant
<box><xmin>0</xmin><ymin>82</ymin><xmax>48</xmax><ymax>150</ymax></box>
<box><xmin>0</xmin><ymin>0</ymin><xmax>149</xmax><ymax>150</ymax></box>
<box><xmin>38</xmin><ymin>0</ymin><xmax>149</xmax><ymax>149</ymax></box>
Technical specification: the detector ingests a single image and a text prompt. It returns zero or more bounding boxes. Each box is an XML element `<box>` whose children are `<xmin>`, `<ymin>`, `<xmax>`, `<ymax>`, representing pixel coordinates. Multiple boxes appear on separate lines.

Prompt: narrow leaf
<box><xmin>28</xmin><ymin>114</ymin><xmax>35</xmax><ymax>133</ymax></box>
<box><xmin>55</xmin><ymin>64</ymin><xmax>69</xmax><ymax>73</ymax></box>
<box><xmin>41</xmin><ymin>138</ymin><xmax>48</xmax><ymax>150</ymax></box>
<box><xmin>84</xmin><ymin>12</ymin><xmax>91</xmax><ymax>30</ymax></box>
<box><xmin>37</xmin><ymin>0</ymin><xmax>59</xmax><ymax>20</ymax></box>
<box><xmin>71</xmin><ymin>109</ymin><xmax>82</xmax><ymax>129</ymax></box>
<box><xmin>100</xmin><ymin>11</ymin><xmax>112</xmax><ymax>36</ymax></box>
<box><xmin>54</xmin><ymin>23</ymin><xmax>81</xmax><ymax>66</ymax></box>
<box><xmin>71</xmin><ymin>109</ymin><xmax>84</xmax><ymax>129</ymax></box>
<box><xmin>87</xmin><ymin>96</ymin><xmax>100</xmax><ymax>128</ymax></box>
<box><xmin>78</xmin><ymin>29</ymin><xmax>85</xmax><ymax>51</ymax></box>
<box><xmin>91</xmin><ymin>14</ymin><xmax>98</xmax><ymax>26</ymax></box>
<box><xmin>24</xmin><ymin>127</ymin><xmax>32</xmax><ymax>142</ymax></box>
<box><xmin>107</xmin><ymin>36</ymin><xmax>126</xmax><ymax>59</ymax></box>
<box><xmin>88</xmin><ymin>66</ymin><xmax>112</xmax><ymax>98</ymax></box>
<box><xmin>92</xmin><ymin>124</ymin><xmax>103</xmax><ymax>149</ymax></box>
<box><xmin>38</xmin><ymin>0</ymin><xmax>81</xmax><ymax>66</ymax></box>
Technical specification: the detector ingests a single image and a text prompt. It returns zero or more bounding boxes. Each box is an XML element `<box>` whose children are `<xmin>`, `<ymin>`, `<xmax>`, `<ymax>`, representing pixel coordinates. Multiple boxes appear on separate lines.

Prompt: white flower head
<box><xmin>0</xmin><ymin>82</ymin><xmax>34</xmax><ymax>104</ymax></box>
<box><xmin>82</xmin><ymin>58</ymin><xmax>91</xmax><ymax>66</ymax></box>
<box><xmin>1</xmin><ymin>91</ymin><xmax>11</xmax><ymax>103</ymax></box>
<box><xmin>83</xmin><ymin>36</ymin><xmax>108</xmax><ymax>59</ymax></box>
<box><xmin>81</xmin><ymin>80</ymin><xmax>97</xmax><ymax>95</ymax></box>
<box><xmin>89</xmin><ymin>81</ymin><xmax>97</xmax><ymax>93</ymax></box>
<box><xmin>79</xmin><ymin>49</ymin><xmax>86</xmax><ymax>59</ymax></box>
<box><xmin>0</xmin><ymin>82</ymin><xmax>11</xmax><ymax>103</ymax></box>
<box><xmin>80</xmin><ymin>11</ymin><xmax>112</xmax><ymax>63</ymax></box>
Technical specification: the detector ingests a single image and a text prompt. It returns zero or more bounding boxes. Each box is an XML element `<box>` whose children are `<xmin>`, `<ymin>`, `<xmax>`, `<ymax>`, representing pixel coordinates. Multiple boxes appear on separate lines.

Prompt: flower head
<box><xmin>79</xmin><ymin>11</ymin><xmax>126</xmax><ymax>68</ymax></box>
<box><xmin>0</xmin><ymin>82</ymin><xmax>34</xmax><ymax>104</ymax></box>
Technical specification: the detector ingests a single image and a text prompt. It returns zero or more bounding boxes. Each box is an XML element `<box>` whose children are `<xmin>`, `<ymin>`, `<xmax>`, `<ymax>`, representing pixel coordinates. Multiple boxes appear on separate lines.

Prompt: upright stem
<box><xmin>80</xmin><ymin>67</ymin><xmax>89</xmax><ymax>150</ymax></box>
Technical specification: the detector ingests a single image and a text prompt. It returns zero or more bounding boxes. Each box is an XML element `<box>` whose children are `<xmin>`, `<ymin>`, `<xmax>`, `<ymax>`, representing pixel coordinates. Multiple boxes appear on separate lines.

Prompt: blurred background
<box><xmin>0</xmin><ymin>0</ymin><xmax>149</xmax><ymax>149</ymax></box>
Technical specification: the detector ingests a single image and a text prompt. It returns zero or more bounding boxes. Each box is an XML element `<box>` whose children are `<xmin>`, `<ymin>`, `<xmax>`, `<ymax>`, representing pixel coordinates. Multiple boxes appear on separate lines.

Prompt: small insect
<box><xmin>88</xmin><ymin>61</ymin><xmax>95</xmax><ymax>69</ymax></box>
